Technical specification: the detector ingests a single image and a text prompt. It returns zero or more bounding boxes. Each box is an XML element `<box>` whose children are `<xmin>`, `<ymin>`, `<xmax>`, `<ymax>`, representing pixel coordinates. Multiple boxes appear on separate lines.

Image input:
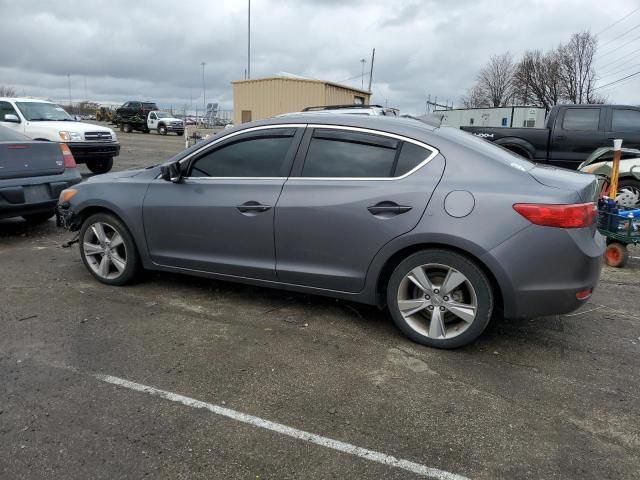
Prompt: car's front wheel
<box><xmin>86</xmin><ymin>157</ymin><xmax>113</xmax><ymax>174</ymax></box>
<box><xmin>387</xmin><ymin>250</ymin><xmax>493</xmax><ymax>349</ymax></box>
<box><xmin>79</xmin><ymin>213</ymin><xmax>140</xmax><ymax>285</ymax></box>
<box><xmin>158</xmin><ymin>125</ymin><xmax>167</xmax><ymax>135</ymax></box>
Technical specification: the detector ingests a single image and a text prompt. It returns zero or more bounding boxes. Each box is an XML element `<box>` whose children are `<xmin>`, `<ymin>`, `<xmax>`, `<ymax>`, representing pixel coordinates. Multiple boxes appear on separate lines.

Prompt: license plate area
<box><xmin>24</xmin><ymin>184</ymin><xmax>51</xmax><ymax>203</ymax></box>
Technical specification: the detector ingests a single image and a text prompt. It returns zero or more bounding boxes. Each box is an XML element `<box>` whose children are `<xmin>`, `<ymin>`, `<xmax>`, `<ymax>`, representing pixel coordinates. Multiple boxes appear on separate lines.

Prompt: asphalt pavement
<box><xmin>1</xmin><ymin>127</ymin><xmax>639</xmax><ymax>479</ymax></box>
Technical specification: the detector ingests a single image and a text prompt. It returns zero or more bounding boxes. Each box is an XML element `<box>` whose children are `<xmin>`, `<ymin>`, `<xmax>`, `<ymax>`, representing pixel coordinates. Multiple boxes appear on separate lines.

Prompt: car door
<box><xmin>0</xmin><ymin>101</ymin><xmax>24</xmax><ymax>134</ymax></box>
<box><xmin>274</xmin><ymin>126</ymin><xmax>445</xmax><ymax>292</ymax></box>
<box><xmin>548</xmin><ymin>107</ymin><xmax>605</xmax><ymax>169</ymax></box>
<box><xmin>142</xmin><ymin>125</ymin><xmax>303</xmax><ymax>280</ymax></box>
<box><xmin>148</xmin><ymin>112</ymin><xmax>157</xmax><ymax>129</ymax></box>
<box><xmin>607</xmin><ymin>107</ymin><xmax>640</xmax><ymax>150</ymax></box>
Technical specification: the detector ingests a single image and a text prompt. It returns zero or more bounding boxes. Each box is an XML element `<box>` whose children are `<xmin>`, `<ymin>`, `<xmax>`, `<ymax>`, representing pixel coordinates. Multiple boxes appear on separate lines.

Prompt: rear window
<box><xmin>394</xmin><ymin>142</ymin><xmax>432</xmax><ymax>176</ymax></box>
<box><xmin>0</xmin><ymin>125</ymin><xmax>30</xmax><ymax>141</ymax></box>
<box><xmin>562</xmin><ymin>108</ymin><xmax>600</xmax><ymax>131</ymax></box>
<box><xmin>438</xmin><ymin>127</ymin><xmax>535</xmax><ymax>172</ymax></box>
<box><xmin>143</xmin><ymin>103</ymin><xmax>158</xmax><ymax>109</ymax></box>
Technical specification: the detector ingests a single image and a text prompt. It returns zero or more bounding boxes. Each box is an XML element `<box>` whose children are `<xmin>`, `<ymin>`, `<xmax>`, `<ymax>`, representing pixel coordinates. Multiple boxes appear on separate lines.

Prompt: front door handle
<box><xmin>236</xmin><ymin>201</ymin><xmax>272</xmax><ymax>213</ymax></box>
<box><xmin>367</xmin><ymin>202</ymin><xmax>412</xmax><ymax>217</ymax></box>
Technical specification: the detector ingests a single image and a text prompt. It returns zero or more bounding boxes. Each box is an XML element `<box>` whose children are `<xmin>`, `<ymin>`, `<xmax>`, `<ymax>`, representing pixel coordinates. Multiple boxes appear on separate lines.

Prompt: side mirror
<box><xmin>3</xmin><ymin>113</ymin><xmax>20</xmax><ymax>123</ymax></box>
<box><xmin>160</xmin><ymin>162</ymin><xmax>183</xmax><ymax>183</ymax></box>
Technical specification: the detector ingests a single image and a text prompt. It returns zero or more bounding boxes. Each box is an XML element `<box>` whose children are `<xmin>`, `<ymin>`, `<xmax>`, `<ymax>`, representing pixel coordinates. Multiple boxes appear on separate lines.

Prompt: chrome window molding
<box><xmin>174</xmin><ymin>123</ymin><xmax>440</xmax><ymax>182</ymax></box>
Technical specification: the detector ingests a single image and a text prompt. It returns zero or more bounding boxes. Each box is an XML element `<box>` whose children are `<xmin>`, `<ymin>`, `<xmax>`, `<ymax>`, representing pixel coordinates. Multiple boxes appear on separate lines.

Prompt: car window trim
<box><xmin>174</xmin><ymin>123</ymin><xmax>439</xmax><ymax>181</ymax></box>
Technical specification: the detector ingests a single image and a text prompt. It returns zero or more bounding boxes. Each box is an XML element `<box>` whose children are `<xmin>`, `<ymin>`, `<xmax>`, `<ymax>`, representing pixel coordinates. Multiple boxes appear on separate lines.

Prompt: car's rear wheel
<box><xmin>79</xmin><ymin>213</ymin><xmax>140</xmax><ymax>285</ymax></box>
<box><xmin>22</xmin><ymin>211</ymin><xmax>54</xmax><ymax>224</ymax></box>
<box><xmin>387</xmin><ymin>250</ymin><xmax>493</xmax><ymax>349</ymax></box>
<box><xmin>86</xmin><ymin>157</ymin><xmax>113</xmax><ymax>174</ymax></box>
<box><xmin>122</xmin><ymin>123</ymin><xmax>133</xmax><ymax>133</ymax></box>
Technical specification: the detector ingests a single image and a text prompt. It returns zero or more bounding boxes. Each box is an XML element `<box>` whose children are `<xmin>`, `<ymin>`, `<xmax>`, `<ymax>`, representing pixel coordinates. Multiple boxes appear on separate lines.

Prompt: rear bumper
<box><xmin>483</xmin><ymin>224</ymin><xmax>605</xmax><ymax>318</ymax></box>
<box><xmin>67</xmin><ymin>141</ymin><xmax>120</xmax><ymax>161</ymax></box>
<box><xmin>0</xmin><ymin>171</ymin><xmax>81</xmax><ymax>220</ymax></box>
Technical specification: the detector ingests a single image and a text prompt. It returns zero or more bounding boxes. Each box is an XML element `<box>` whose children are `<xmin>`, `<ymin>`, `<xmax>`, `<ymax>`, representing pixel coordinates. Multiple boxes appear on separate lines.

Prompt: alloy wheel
<box><xmin>396</xmin><ymin>263</ymin><xmax>478</xmax><ymax>340</ymax></box>
<box><xmin>82</xmin><ymin>221</ymin><xmax>128</xmax><ymax>280</ymax></box>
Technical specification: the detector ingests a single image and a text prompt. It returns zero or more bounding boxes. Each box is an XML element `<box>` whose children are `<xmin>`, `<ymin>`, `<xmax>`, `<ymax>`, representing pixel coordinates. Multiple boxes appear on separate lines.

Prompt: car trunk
<box><xmin>528</xmin><ymin>165</ymin><xmax>600</xmax><ymax>202</ymax></box>
<box><xmin>0</xmin><ymin>141</ymin><xmax>65</xmax><ymax>180</ymax></box>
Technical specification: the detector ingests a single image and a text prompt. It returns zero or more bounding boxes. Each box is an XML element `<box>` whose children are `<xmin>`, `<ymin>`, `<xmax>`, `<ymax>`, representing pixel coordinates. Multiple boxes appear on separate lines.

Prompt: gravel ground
<box><xmin>1</xmin><ymin>128</ymin><xmax>639</xmax><ymax>479</ymax></box>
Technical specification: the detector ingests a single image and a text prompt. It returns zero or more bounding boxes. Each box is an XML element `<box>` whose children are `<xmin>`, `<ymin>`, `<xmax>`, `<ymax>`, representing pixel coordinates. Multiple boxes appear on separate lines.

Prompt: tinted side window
<box><xmin>0</xmin><ymin>101</ymin><xmax>18</xmax><ymax>119</ymax></box>
<box><xmin>562</xmin><ymin>108</ymin><xmax>600</xmax><ymax>131</ymax></box>
<box><xmin>189</xmin><ymin>131</ymin><xmax>295</xmax><ymax>177</ymax></box>
<box><xmin>612</xmin><ymin>109</ymin><xmax>640</xmax><ymax>132</ymax></box>
<box><xmin>394</xmin><ymin>142</ymin><xmax>432</xmax><ymax>176</ymax></box>
<box><xmin>302</xmin><ymin>130</ymin><xmax>398</xmax><ymax>178</ymax></box>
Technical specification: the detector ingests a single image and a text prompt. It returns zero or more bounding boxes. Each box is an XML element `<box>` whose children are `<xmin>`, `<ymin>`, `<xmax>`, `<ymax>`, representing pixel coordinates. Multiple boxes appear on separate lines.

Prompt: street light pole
<box><xmin>360</xmin><ymin>59</ymin><xmax>366</xmax><ymax>90</ymax></box>
<box><xmin>201</xmin><ymin>61</ymin><xmax>206</xmax><ymax>123</ymax></box>
<box><xmin>247</xmin><ymin>0</ymin><xmax>251</xmax><ymax>80</ymax></box>
<box><xmin>67</xmin><ymin>74</ymin><xmax>72</xmax><ymax>113</ymax></box>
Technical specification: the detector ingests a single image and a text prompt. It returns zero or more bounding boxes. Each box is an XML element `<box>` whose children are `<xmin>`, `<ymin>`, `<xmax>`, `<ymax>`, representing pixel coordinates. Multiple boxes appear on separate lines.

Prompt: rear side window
<box><xmin>394</xmin><ymin>142</ymin><xmax>432</xmax><ymax>176</ymax></box>
<box><xmin>301</xmin><ymin>130</ymin><xmax>398</xmax><ymax>178</ymax></box>
<box><xmin>189</xmin><ymin>129</ymin><xmax>295</xmax><ymax>177</ymax></box>
<box><xmin>562</xmin><ymin>108</ymin><xmax>600</xmax><ymax>131</ymax></box>
<box><xmin>612</xmin><ymin>109</ymin><xmax>640</xmax><ymax>132</ymax></box>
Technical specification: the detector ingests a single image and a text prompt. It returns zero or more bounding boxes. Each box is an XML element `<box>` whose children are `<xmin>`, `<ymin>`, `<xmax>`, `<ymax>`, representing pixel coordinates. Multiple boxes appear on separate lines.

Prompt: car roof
<box><xmin>0</xmin><ymin>97</ymin><xmax>55</xmax><ymax>103</ymax></box>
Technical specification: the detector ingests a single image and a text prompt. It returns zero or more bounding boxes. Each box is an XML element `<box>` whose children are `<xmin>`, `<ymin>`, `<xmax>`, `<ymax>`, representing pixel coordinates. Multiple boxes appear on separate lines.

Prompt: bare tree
<box><xmin>477</xmin><ymin>52</ymin><xmax>516</xmax><ymax>107</ymax></box>
<box><xmin>558</xmin><ymin>32</ymin><xmax>600</xmax><ymax>104</ymax></box>
<box><xmin>513</xmin><ymin>49</ymin><xmax>562</xmax><ymax>109</ymax></box>
<box><xmin>0</xmin><ymin>86</ymin><xmax>16</xmax><ymax>97</ymax></box>
<box><xmin>460</xmin><ymin>84</ymin><xmax>489</xmax><ymax>108</ymax></box>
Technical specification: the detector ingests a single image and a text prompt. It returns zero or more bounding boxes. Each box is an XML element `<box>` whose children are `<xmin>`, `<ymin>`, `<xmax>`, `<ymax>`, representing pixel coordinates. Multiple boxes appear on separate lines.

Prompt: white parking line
<box><xmin>94</xmin><ymin>373</ymin><xmax>470</xmax><ymax>480</ymax></box>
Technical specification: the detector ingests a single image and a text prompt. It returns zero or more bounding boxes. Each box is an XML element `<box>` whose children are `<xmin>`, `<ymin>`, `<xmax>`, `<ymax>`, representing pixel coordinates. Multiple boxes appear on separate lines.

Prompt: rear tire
<box><xmin>617</xmin><ymin>179</ymin><xmax>640</xmax><ymax>209</ymax></box>
<box><xmin>79</xmin><ymin>213</ymin><xmax>141</xmax><ymax>285</ymax></box>
<box><xmin>387</xmin><ymin>250</ymin><xmax>493</xmax><ymax>349</ymax></box>
<box><xmin>86</xmin><ymin>157</ymin><xmax>113</xmax><ymax>174</ymax></box>
<box><xmin>22</xmin><ymin>212</ymin><xmax>54</xmax><ymax>224</ymax></box>
<box><xmin>605</xmin><ymin>242</ymin><xmax>628</xmax><ymax>268</ymax></box>
<box><xmin>176</xmin><ymin>130</ymin><xmax>184</xmax><ymax>136</ymax></box>
<box><xmin>122</xmin><ymin>123</ymin><xmax>133</xmax><ymax>133</ymax></box>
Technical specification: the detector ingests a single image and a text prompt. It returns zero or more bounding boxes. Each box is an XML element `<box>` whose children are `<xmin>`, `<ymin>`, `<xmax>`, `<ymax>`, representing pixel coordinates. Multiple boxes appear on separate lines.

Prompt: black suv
<box><xmin>114</xmin><ymin>101</ymin><xmax>158</xmax><ymax>133</ymax></box>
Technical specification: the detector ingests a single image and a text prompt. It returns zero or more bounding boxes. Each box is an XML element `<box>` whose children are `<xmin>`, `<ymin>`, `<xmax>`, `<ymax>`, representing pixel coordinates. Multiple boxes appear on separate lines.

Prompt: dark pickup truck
<box><xmin>461</xmin><ymin>104</ymin><xmax>640</xmax><ymax>169</ymax></box>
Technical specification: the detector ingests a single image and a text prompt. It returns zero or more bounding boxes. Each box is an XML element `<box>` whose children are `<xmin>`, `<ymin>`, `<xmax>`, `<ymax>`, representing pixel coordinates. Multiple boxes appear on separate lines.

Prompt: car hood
<box><xmin>26</xmin><ymin>120</ymin><xmax>113</xmax><ymax>134</ymax></box>
<box><xmin>158</xmin><ymin>117</ymin><xmax>183</xmax><ymax>122</ymax></box>
<box><xmin>528</xmin><ymin>165</ymin><xmax>599</xmax><ymax>202</ymax></box>
<box><xmin>85</xmin><ymin>168</ymin><xmax>147</xmax><ymax>182</ymax></box>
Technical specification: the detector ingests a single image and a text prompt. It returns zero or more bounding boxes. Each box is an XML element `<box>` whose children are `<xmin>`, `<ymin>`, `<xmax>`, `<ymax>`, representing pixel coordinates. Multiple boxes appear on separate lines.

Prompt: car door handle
<box><xmin>236</xmin><ymin>201</ymin><xmax>272</xmax><ymax>213</ymax></box>
<box><xmin>367</xmin><ymin>202</ymin><xmax>412</xmax><ymax>216</ymax></box>
<box><xmin>555</xmin><ymin>135</ymin><xmax>567</xmax><ymax>141</ymax></box>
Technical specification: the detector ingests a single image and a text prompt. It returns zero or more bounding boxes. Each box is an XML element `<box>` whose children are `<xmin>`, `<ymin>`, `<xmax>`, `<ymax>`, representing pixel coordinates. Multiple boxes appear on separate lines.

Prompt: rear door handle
<box><xmin>236</xmin><ymin>201</ymin><xmax>272</xmax><ymax>213</ymax></box>
<box><xmin>367</xmin><ymin>202</ymin><xmax>412</xmax><ymax>217</ymax></box>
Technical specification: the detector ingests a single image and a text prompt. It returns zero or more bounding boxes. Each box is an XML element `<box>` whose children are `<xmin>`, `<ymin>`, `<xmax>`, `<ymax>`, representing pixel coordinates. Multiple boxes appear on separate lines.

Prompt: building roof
<box><xmin>231</xmin><ymin>76</ymin><xmax>371</xmax><ymax>95</ymax></box>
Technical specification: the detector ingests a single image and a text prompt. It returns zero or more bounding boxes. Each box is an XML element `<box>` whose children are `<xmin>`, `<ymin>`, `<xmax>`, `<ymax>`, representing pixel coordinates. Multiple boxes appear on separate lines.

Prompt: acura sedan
<box><xmin>57</xmin><ymin>115</ymin><xmax>604</xmax><ymax>348</ymax></box>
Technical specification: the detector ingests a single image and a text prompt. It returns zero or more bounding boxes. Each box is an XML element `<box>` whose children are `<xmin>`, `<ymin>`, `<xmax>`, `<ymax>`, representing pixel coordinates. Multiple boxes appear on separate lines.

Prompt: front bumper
<box><xmin>67</xmin><ymin>141</ymin><xmax>120</xmax><ymax>161</ymax></box>
<box><xmin>165</xmin><ymin>124</ymin><xmax>184</xmax><ymax>131</ymax></box>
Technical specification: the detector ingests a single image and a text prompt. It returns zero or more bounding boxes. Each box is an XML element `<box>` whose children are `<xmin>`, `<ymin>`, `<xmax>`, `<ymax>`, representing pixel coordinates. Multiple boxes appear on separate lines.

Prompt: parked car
<box><xmin>0</xmin><ymin>97</ymin><xmax>119</xmax><ymax>174</ymax></box>
<box><xmin>113</xmin><ymin>101</ymin><xmax>159</xmax><ymax>133</ymax></box>
<box><xmin>462</xmin><ymin>104</ymin><xmax>640</xmax><ymax>170</ymax></box>
<box><xmin>578</xmin><ymin>146</ymin><xmax>640</xmax><ymax>208</ymax></box>
<box><xmin>57</xmin><ymin>115</ymin><xmax>603</xmax><ymax>349</ymax></box>
<box><xmin>147</xmin><ymin>111</ymin><xmax>184</xmax><ymax>135</ymax></box>
<box><xmin>0</xmin><ymin>125</ymin><xmax>81</xmax><ymax>222</ymax></box>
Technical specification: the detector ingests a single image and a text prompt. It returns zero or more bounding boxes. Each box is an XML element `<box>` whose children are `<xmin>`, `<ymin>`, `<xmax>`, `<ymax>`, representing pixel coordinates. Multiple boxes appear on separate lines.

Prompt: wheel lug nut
<box><xmin>440</xmin><ymin>306</ymin><xmax>446</xmax><ymax>311</ymax></box>
<box><xmin>434</xmin><ymin>289</ymin><xmax>439</xmax><ymax>294</ymax></box>
<box><xmin>443</xmin><ymin>296</ymin><xmax>449</xmax><ymax>301</ymax></box>
<box><xmin>428</xmin><ymin>305</ymin><xmax>434</xmax><ymax>310</ymax></box>
<box><xmin>425</xmin><ymin>295</ymin><xmax>430</xmax><ymax>300</ymax></box>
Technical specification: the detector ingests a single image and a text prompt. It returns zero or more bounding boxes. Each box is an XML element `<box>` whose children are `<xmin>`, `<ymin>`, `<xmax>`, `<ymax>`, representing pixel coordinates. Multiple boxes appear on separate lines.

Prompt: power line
<box><xmin>599</xmin><ymin>22</ymin><xmax>640</xmax><ymax>48</ymax></box>
<box><xmin>597</xmin><ymin>46</ymin><xmax>640</xmax><ymax>70</ymax></box>
<box><xmin>596</xmin><ymin>33</ymin><xmax>640</xmax><ymax>59</ymax></box>
<box><xmin>596</xmin><ymin>6</ymin><xmax>640</xmax><ymax>35</ymax></box>
<box><xmin>599</xmin><ymin>62</ymin><xmax>640</xmax><ymax>79</ymax></box>
<box><xmin>595</xmin><ymin>69</ymin><xmax>640</xmax><ymax>90</ymax></box>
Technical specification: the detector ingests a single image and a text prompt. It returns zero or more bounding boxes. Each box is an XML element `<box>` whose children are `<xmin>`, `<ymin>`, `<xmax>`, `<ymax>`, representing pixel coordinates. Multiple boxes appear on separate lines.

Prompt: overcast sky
<box><xmin>1</xmin><ymin>0</ymin><xmax>639</xmax><ymax>115</ymax></box>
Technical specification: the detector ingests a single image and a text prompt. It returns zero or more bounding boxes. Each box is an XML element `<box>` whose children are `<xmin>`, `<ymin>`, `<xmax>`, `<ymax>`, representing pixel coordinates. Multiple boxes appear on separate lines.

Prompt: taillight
<box><xmin>513</xmin><ymin>202</ymin><xmax>597</xmax><ymax>228</ymax></box>
<box><xmin>59</xmin><ymin>143</ymin><xmax>76</xmax><ymax>168</ymax></box>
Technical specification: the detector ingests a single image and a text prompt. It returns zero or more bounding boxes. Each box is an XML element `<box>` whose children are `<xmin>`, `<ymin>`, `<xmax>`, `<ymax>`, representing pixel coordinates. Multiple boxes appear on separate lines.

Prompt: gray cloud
<box><xmin>0</xmin><ymin>0</ymin><xmax>638</xmax><ymax>114</ymax></box>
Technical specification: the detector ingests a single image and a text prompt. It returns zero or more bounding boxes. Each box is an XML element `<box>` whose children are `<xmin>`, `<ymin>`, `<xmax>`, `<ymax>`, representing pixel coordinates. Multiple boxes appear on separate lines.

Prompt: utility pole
<box><xmin>360</xmin><ymin>58</ymin><xmax>366</xmax><ymax>90</ymax></box>
<box><xmin>201</xmin><ymin>62</ymin><xmax>206</xmax><ymax>123</ymax></box>
<box><xmin>84</xmin><ymin>76</ymin><xmax>88</xmax><ymax>102</ymax></box>
<box><xmin>367</xmin><ymin>48</ymin><xmax>375</xmax><ymax>93</ymax></box>
<box><xmin>247</xmin><ymin>0</ymin><xmax>251</xmax><ymax>80</ymax></box>
<box><xmin>67</xmin><ymin>74</ymin><xmax>72</xmax><ymax>113</ymax></box>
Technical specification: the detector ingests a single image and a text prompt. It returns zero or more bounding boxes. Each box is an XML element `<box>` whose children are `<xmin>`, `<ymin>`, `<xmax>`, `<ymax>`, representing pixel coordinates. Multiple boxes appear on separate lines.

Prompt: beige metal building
<box><xmin>232</xmin><ymin>76</ymin><xmax>371</xmax><ymax>125</ymax></box>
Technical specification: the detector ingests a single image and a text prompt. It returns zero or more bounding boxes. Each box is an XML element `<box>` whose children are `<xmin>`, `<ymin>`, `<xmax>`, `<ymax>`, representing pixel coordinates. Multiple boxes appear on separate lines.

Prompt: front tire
<box><xmin>79</xmin><ymin>213</ymin><xmax>140</xmax><ymax>285</ymax></box>
<box><xmin>86</xmin><ymin>157</ymin><xmax>113</xmax><ymax>174</ymax></box>
<box><xmin>387</xmin><ymin>250</ymin><xmax>493</xmax><ymax>349</ymax></box>
<box><xmin>158</xmin><ymin>125</ymin><xmax>167</xmax><ymax>135</ymax></box>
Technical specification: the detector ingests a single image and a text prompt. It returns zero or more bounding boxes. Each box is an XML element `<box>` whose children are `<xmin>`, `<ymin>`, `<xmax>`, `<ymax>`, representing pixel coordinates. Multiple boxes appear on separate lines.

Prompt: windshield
<box><xmin>16</xmin><ymin>102</ymin><xmax>74</xmax><ymax>121</ymax></box>
<box><xmin>156</xmin><ymin>112</ymin><xmax>171</xmax><ymax>118</ymax></box>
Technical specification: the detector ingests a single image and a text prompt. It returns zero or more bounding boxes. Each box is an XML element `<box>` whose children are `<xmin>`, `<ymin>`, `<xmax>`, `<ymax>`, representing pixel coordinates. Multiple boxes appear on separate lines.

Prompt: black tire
<box><xmin>86</xmin><ymin>157</ymin><xmax>114</xmax><ymax>174</ymax></box>
<box><xmin>79</xmin><ymin>213</ymin><xmax>141</xmax><ymax>286</ymax></box>
<box><xmin>119</xmin><ymin>123</ymin><xmax>124</xmax><ymax>132</ymax></box>
<box><xmin>176</xmin><ymin>131</ymin><xmax>184</xmax><ymax>136</ymax></box>
<box><xmin>158</xmin><ymin>125</ymin><xmax>167</xmax><ymax>135</ymax></box>
<box><xmin>617</xmin><ymin>178</ymin><xmax>640</xmax><ymax>209</ymax></box>
<box><xmin>142</xmin><ymin>128</ymin><xmax>150</xmax><ymax>134</ymax></box>
<box><xmin>22</xmin><ymin>211</ymin><xmax>55</xmax><ymax>224</ymax></box>
<box><xmin>122</xmin><ymin>123</ymin><xmax>133</xmax><ymax>133</ymax></box>
<box><xmin>502</xmin><ymin>144</ymin><xmax>533</xmax><ymax>160</ymax></box>
<box><xmin>386</xmin><ymin>249</ymin><xmax>493</xmax><ymax>349</ymax></box>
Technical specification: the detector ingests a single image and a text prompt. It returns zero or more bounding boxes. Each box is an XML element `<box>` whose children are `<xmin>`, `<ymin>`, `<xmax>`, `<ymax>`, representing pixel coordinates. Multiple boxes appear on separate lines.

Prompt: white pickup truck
<box><xmin>147</xmin><ymin>111</ymin><xmax>184</xmax><ymax>136</ymax></box>
<box><xmin>0</xmin><ymin>97</ymin><xmax>119</xmax><ymax>174</ymax></box>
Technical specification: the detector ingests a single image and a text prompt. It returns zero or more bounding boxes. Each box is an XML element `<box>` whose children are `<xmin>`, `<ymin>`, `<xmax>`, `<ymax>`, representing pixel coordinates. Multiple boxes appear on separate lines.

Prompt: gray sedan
<box><xmin>57</xmin><ymin>115</ymin><xmax>604</xmax><ymax>348</ymax></box>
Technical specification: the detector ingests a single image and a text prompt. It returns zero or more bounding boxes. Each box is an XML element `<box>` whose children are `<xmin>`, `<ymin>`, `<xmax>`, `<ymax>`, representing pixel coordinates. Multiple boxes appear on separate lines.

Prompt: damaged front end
<box><xmin>55</xmin><ymin>203</ymin><xmax>81</xmax><ymax>231</ymax></box>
